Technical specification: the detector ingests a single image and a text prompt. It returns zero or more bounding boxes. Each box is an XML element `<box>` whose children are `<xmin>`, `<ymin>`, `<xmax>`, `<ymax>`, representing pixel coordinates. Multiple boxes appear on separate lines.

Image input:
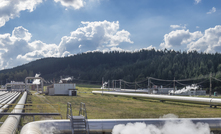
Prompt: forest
<box><xmin>1</xmin><ymin>49</ymin><xmax>221</xmax><ymax>92</ymax></box>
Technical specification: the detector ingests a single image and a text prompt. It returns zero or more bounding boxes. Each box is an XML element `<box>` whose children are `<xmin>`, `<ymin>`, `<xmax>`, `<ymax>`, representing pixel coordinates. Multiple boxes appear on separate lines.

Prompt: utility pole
<box><xmin>210</xmin><ymin>73</ymin><xmax>212</xmax><ymax>98</ymax></box>
<box><xmin>135</xmin><ymin>81</ymin><xmax>136</xmax><ymax>90</ymax></box>
<box><xmin>148</xmin><ymin>77</ymin><xmax>150</xmax><ymax>90</ymax></box>
<box><xmin>108</xmin><ymin>80</ymin><xmax>110</xmax><ymax>92</ymax></box>
<box><xmin>173</xmin><ymin>77</ymin><xmax>175</xmax><ymax>95</ymax></box>
<box><xmin>112</xmin><ymin>80</ymin><xmax>114</xmax><ymax>90</ymax></box>
<box><xmin>120</xmin><ymin>79</ymin><xmax>121</xmax><ymax>89</ymax></box>
<box><xmin>102</xmin><ymin>77</ymin><xmax>104</xmax><ymax>96</ymax></box>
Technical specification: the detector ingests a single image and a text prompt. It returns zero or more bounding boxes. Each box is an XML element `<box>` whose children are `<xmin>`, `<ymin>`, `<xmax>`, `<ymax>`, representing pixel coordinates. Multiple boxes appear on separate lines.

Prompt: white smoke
<box><xmin>112</xmin><ymin>114</ymin><xmax>211</xmax><ymax>134</ymax></box>
<box><xmin>32</xmin><ymin>73</ymin><xmax>41</xmax><ymax>85</ymax></box>
<box><xmin>59</xmin><ymin>77</ymin><xmax>73</xmax><ymax>83</ymax></box>
<box><xmin>160</xmin><ymin>113</ymin><xmax>178</xmax><ymax>118</ymax></box>
<box><xmin>169</xmin><ymin>84</ymin><xmax>198</xmax><ymax>94</ymax></box>
<box><xmin>101</xmin><ymin>82</ymin><xmax>108</xmax><ymax>89</ymax></box>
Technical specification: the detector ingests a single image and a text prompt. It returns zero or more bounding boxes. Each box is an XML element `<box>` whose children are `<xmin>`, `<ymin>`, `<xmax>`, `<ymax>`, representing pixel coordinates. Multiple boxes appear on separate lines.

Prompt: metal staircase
<box><xmin>67</xmin><ymin>102</ymin><xmax>89</xmax><ymax>134</ymax></box>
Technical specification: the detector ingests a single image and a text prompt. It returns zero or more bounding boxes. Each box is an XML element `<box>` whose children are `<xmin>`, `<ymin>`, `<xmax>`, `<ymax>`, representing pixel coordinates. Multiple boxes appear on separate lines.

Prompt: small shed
<box><xmin>68</xmin><ymin>89</ymin><xmax>78</xmax><ymax>96</ymax></box>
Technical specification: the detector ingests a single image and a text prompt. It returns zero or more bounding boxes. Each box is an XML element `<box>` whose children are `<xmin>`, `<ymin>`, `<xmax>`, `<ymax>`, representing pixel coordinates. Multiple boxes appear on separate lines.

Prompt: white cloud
<box><xmin>207</xmin><ymin>7</ymin><xmax>216</xmax><ymax>14</ymax></box>
<box><xmin>0</xmin><ymin>20</ymin><xmax>133</xmax><ymax>69</ymax></box>
<box><xmin>195</xmin><ymin>0</ymin><xmax>201</xmax><ymax>4</ymax></box>
<box><xmin>160</xmin><ymin>30</ymin><xmax>203</xmax><ymax>49</ymax></box>
<box><xmin>54</xmin><ymin>0</ymin><xmax>85</xmax><ymax>10</ymax></box>
<box><xmin>0</xmin><ymin>0</ymin><xmax>42</xmax><ymax>27</ymax></box>
<box><xmin>170</xmin><ymin>24</ymin><xmax>186</xmax><ymax>29</ymax></box>
<box><xmin>17</xmin><ymin>41</ymin><xmax>59</xmax><ymax>62</ymax></box>
<box><xmin>187</xmin><ymin>25</ymin><xmax>221</xmax><ymax>53</ymax></box>
<box><xmin>144</xmin><ymin>45</ymin><xmax>156</xmax><ymax>50</ymax></box>
<box><xmin>160</xmin><ymin>25</ymin><xmax>221</xmax><ymax>53</ymax></box>
<box><xmin>58</xmin><ymin>20</ymin><xmax>133</xmax><ymax>56</ymax></box>
<box><xmin>54</xmin><ymin>0</ymin><xmax>101</xmax><ymax>10</ymax></box>
<box><xmin>12</xmin><ymin>26</ymin><xmax>32</xmax><ymax>41</ymax></box>
<box><xmin>0</xmin><ymin>26</ymin><xmax>59</xmax><ymax>69</ymax></box>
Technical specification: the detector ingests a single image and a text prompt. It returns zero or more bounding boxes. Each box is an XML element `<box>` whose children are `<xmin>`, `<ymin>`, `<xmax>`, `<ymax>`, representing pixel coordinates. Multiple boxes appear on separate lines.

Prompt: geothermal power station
<box><xmin>0</xmin><ymin>76</ymin><xmax>221</xmax><ymax>134</ymax></box>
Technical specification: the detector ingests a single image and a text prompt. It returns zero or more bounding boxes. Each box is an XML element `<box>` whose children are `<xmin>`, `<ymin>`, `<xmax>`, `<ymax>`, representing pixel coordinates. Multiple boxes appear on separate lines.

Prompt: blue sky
<box><xmin>0</xmin><ymin>0</ymin><xmax>220</xmax><ymax>69</ymax></box>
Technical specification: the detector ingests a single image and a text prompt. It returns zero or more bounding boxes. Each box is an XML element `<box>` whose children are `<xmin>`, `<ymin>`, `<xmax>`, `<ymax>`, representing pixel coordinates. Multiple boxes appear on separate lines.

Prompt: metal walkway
<box><xmin>67</xmin><ymin>102</ymin><xmax>89</xmax><ymax>134</ymax></box>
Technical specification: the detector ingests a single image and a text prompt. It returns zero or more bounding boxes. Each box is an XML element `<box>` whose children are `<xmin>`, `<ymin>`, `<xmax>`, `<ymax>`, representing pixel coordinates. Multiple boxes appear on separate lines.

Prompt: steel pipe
<box><xmin>0</xmin><ymin>92</ymin><xmax>27</xmax><ymax>134</ymax></box>
<box><xmin>0</xmin><ymin>92</ymin><xmax>21</xmax><ymax>112</ymax></box>
<box><xmin>0</xmin><ymin>92</ymin><xmax>15</xmax><ymax>104</ymax></box>
<box><xmin>110</xmin><ymin>89</ymin><xmax>149</xmax><ymax>93</ymax></box>
<box><xmin>0</xmin><ymin>92</ymin><xmax>19</xmax><ymax>108</ymax></box>
<box><xmin>0</xmin><ymin>91</ymin><xmax>7</xmax><ymax>96</ymax></box>
<box><xmin>20</xmin><ymin>118</ymin><xmax>221</xmax><ymax>134</ymax></box>
<box><xmin>92</xmin><ymin>91</ymin><xmax>221</xmax><ymax>106</ymax></box>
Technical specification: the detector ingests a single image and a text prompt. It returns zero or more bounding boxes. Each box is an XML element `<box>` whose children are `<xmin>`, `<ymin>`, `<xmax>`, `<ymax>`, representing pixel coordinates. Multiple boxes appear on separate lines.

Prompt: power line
<box><xmin>212</xmin><ymin>77</ymin><xmax>221</xmax><ymax>82</ymax></box>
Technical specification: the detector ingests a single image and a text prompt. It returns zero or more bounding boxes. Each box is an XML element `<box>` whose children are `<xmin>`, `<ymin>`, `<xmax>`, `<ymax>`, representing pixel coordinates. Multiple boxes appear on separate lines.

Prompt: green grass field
<box><xmin>28</xmin><ymin>86</ymin><xmax>221</xmax><ymax>120</ymax></box>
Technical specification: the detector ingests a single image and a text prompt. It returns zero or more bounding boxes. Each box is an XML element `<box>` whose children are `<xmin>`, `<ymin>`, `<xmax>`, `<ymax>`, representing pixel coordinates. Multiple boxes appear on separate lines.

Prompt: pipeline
<box><xmin>0</xmin><ymin>92</ymin><xmax>19</xmax><ymax>108</ymax></box>
<box><xmin>0</xmin><ymin>91</ymin><xmax>27</xmax><ymax>134</ymax></box>
<box><xmin>108</xmin><ymin>89</ymin><xmax>149</xmax><ymax>93</ymax></box>
<box><xmin>20</xmin><ymin>118</ymin><xmax>221</xmax><ymax>134</ymax></box>
<box><xmin>92</xmin><ymin>91</ymin><xmax>221</xmax><ymax>106</ymax></box>
<box><xmin>0</xmin><ymin>92</ymin><xmax>15</xmax><ymax>104</ymax></box>
<box><xmin>0</xmin><ymin>91</ymin><xmax>8</xmax><ymax>96</ymax></box>
<box><xmin>0</xmin><ymin>92</ymin><xmax>21</xmax><ymax>112</ymax></box>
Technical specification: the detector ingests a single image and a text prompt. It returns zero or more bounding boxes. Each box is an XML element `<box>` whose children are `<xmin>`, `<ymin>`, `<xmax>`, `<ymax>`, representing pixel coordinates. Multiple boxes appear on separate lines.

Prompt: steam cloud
<box><xmin>112</xmin><ymin>114</ymin><xmax>211</xmax><ymax>134</ymax></box>
<box><xmin>32</xmin><ymin>73</ymin><xmax>41</xmax><ymax>85</ymax></box>
<box><xmin>59</xmin><ymin>76</ymin><xmax>73</xmax><ymax>83</ymax></box>
<box><xmin>169</xmin><ymin>84</ymin><xmax>198</xmax><ymax>95</ymax></box>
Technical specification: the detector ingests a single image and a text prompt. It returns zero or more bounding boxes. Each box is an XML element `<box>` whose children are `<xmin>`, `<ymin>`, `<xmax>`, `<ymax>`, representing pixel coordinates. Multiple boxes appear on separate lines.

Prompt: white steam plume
<box><xmin>59</xmin><ymin>76</ymin><xmax>73</xmax><ymax>83</ymax></box>
<box><xmin>32</xmin><ymin>73</ymin><xmax>41</xmax><ymax>85</ymax></box>
<box><xmin>169</xmin><ymin>84</ymin><xmax>198</xmax><ymax>94</ymax></box>
<box><xmin>112</xmin><ymin>114</ymin><xmax>211</xmax><ymax>134</ymax></box>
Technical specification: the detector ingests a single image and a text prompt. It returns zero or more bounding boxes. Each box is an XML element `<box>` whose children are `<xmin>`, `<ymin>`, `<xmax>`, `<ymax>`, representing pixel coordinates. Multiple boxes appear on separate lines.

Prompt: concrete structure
<box><xmin>47</xmin><ymin>83</ymin><xmax>76</xmax><ymax>96</ymax></box>
<box><xmin>5</xmin><ymin>81</ymin><xmax>33</xmax><ymax>92</ymax></box>
<box><xmin>25</xmin><ymin>77</ymin><xmax>46</xmax><ymax>93</ymax></box>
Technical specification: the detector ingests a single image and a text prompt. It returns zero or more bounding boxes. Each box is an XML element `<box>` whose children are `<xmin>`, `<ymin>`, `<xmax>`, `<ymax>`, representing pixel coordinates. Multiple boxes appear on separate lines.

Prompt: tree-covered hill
<box><xmin>1</xmin><ymin>49</ymin><xmax>221</xmax><ymax>90</ymax></box>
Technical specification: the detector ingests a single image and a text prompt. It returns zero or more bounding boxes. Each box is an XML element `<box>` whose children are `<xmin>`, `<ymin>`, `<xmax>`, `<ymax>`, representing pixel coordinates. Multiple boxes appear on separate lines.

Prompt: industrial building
<box><xmin>46</xmin><ymin>83</ymin><xmax>77</xmax><ymax>96</ymax></box>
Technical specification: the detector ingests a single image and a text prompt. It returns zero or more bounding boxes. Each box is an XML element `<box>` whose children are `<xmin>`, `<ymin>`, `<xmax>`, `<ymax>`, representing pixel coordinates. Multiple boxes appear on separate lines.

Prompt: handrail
<box><xmin>67</xmin><ymin>102</ymin><xmax>74</xmax><ymax>134</ymax></box>
<box><xmin>79</xmin><ymin>102</ymin><xmax>90</xmax><ymax>134</ymax></box>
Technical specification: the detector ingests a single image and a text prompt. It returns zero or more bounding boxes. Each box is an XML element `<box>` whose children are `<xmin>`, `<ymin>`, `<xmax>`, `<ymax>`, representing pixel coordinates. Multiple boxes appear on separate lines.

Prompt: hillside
<box><xmin>1</xmin><ymin>49</ymin><xmax>221</xmax><ymax>91</ymax></box>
